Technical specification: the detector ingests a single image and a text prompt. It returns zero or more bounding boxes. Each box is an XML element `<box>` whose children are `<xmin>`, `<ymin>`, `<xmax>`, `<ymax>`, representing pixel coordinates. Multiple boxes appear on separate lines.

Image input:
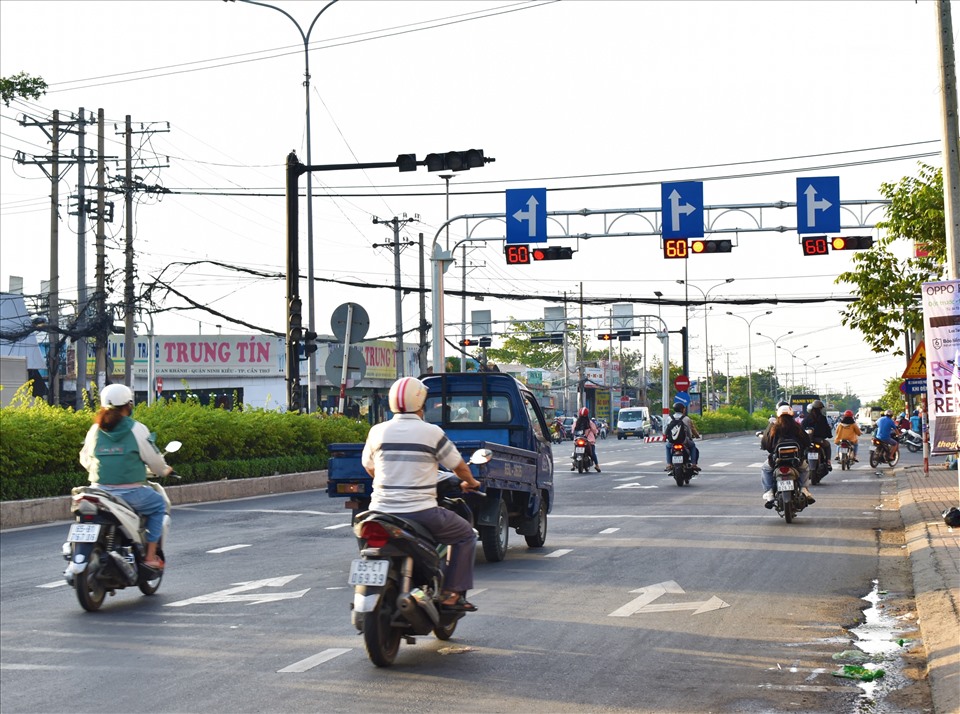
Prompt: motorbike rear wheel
<box><xmin>783</xmin><ymin>499</ymin><xmax>795</xmax><ymax>524</ymax></box>
<box><xmin>137</xmin><ymin>544</ymin><xmax>164</xmax><ymax>595</ymax></box>
<box><xmin>673</xmin><ymin>471</ymin><xmax>684</xmax><ymax>487</ymax></box>
<box><xmin>869</xmin><ymin>451</ymin><xmax>879</xmax><ymax>468</ymax></box>
<box><xmin>363</xmin><ymin>580</ymin><xmax>402</xmax><ymax>667</ymax></box>
<box><xmin>888</xmin><ymin>449</ymin><xmax>901</xmax><ymax>467</ymax></box>
<box><xmin>75</xmin><ymin>545</ymin><xmax>106</xmax><ymax>612</ymax></box>
<box><xmin>906</xmin><ymin>441</ymin><xmax>920</xmax><ymax>453</ymax></box>
<box><xmin>433</xmin><ymin>617</ymin><xmax>458</xmax><ymax>641</ymax></box>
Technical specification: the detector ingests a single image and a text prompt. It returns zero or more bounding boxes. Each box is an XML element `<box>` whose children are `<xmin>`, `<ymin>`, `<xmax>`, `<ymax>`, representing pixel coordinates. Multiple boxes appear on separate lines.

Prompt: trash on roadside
<box><xmin>942</xmin><ymin>507</ymin><xmax>960</xmax><ymax>528</ymax></box>
<box><xmin>832</xmin><ymin>650</ymin><xmax>871</xmax><ymax>663</ymax></box>
<box><xmin>833</xmin><ymin>664</ymin><xmax>885</xmax><ymax>681</ymax></box>
<box><xmin>437</xmin><ymin>645</ymin><xmax>475</xmax><ymax>656</ymax></box>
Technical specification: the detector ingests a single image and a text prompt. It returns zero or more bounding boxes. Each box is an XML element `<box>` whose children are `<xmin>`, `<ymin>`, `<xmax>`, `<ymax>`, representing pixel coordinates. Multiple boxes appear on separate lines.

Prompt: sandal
<box><xmin>142</xmin><ymin>558</ymin><xmax>165</xmax><ymax>571</ymax></box>
<box><xmin>440</xmin><ymin>594</ymin><xmax>477</xmax><ymax>612</ymax></box>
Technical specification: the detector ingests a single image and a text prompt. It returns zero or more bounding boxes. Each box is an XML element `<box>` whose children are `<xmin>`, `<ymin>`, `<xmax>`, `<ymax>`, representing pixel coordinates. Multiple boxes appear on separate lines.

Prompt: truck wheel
<box><xmin>524</xmin><ymin>498</ymin><xmax>548</xmax><ymax>548</ymax></box>
<box><xmin>480</xmin><ymin>499</ymin><xmax>509</xmax><ymax>562</ymax></box>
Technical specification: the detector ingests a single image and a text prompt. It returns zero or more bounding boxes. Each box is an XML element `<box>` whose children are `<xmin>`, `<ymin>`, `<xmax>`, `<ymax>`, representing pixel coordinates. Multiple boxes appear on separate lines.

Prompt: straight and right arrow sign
<box><xmin>796</xmin><ymin>177</ymin><xmax>840</xmax><ymax>234</ymax></box>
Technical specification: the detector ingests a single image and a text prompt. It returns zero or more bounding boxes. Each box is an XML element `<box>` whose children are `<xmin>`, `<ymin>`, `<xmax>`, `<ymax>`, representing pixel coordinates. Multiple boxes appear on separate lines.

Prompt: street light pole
<box><xmin>677</xmin><ymin>277</ymin><xmax>734</xmax><ymax>410</ymax></box>
<box><xmin>756</xmin><ymin>330</ymin><xmax>794</xmax><ymax>400</ymax></box>
<box><xmin>233</xmin><ymin>0</ymin><xmax>339</xmax><ymax>413</ymax></box>
<box><xmin>777</xmin><ymin>344</ymin><xmax>809</xmax><ymax>395</ymax></box>
<box><xmin>725</xmin><ymin>310</ymin><xmax>771</xmax><ymax>413</ymax></box>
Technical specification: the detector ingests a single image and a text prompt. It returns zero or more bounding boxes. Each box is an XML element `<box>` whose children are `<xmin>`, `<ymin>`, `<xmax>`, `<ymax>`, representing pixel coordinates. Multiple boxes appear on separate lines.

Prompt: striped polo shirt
<box><xmin>362</xmin><ymin>413</ymin><xmax>464</xmax><ymax>513</ymax></box>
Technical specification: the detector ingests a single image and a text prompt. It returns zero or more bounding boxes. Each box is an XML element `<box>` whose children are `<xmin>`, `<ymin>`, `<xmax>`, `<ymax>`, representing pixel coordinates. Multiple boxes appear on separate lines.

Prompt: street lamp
<box><xmin>756</xmin><ymin>330</ymin><xmax>793</xmax><ymax>400</ymax></box>
<box><xmin>777</xmin><ymin>344</ymin><xmax>809</xmax><ymax>394</ymax></box>
<box><xmin>678</xmin><ymin>278</ymin><xmax>734</xmax><ymax>410</ymax></box>
<box><xmin>800</xmin><ymin>357</ymin><xmax>821</xmax><ymax>392</ymax></box>
<box><xmin>231</xmin><ymin>0</ymin><xmax>339</xmax><ymax>413</ymax></box>
<box><xmin>725</xmin><ymin>310</ymin><xmax>772</xmax><ymax>413</ymax></box>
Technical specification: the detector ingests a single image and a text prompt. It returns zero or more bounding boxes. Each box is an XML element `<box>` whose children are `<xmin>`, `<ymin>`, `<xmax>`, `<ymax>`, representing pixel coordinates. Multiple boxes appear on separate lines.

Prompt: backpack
<box><xmin>665</xmin><ymin>414</ymin><xmax>687</xmax><ymax>445</ymax></box>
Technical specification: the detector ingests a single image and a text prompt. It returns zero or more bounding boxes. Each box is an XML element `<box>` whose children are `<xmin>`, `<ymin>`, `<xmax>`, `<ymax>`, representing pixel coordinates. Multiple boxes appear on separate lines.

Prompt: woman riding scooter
<box><xmin>572</xmin><ymin>407</ymin><xmax>601</xmax><ymax>472</ymax></box>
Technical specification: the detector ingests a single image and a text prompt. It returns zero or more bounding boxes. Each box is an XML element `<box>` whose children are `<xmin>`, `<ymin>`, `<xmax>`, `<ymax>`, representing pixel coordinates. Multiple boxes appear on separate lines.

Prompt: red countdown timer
<box><xmin>504</xmin><ymin>244</ymin><xmax>530</xmax><ymax>265</ymax></box>
<box><xmin>663</xmin><ymin>238</ymin><xmax>688</xmax><ymax>259</ymax></box>
<box><xmin>801</xmin><ymin>236</ymin><xmax>829</xmax><ymax>256</ymax></box>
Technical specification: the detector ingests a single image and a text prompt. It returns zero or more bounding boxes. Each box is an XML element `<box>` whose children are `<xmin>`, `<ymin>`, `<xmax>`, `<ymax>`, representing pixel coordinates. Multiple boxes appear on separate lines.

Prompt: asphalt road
<box><xmin>0</xmin><ymin>436</ymin><xmax>930</xmax><ymax>713</ymax></box>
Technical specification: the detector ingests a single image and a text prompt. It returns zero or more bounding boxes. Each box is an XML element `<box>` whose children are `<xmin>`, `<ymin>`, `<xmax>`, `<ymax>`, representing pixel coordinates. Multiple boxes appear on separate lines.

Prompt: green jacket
<box><xmin>80</xmin><ymin>417</ymin><xmax>168</xmax><ymax>485</ymax></box>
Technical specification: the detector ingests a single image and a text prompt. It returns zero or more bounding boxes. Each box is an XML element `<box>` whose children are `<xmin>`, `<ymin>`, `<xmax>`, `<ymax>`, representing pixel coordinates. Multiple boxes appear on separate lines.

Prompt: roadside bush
<box><xmin>0</xmin><ymin>392</ymin><xmax>369</xmax><ymax>501</ymax></box>
<box><xmin>691</xmin><ymin>406</ymin><xmax>769</xmax><ymax>434</ymax></box>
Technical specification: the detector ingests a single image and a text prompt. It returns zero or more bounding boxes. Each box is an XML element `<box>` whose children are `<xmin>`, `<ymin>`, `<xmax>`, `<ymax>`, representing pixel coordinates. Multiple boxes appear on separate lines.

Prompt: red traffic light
<box><xmin>598</xmin><ymin>333</ymin><xmax>614</xmax><ymax>341</ymax></box>
<box><xmin>532</xmin><ymin>246</ymin><xmax>574</xmax><ymax>260</ymax></box>
<box><xmin>459</xmin><ymin>339</ymin><xmax>476</xmax><ymax>347</ymax></box>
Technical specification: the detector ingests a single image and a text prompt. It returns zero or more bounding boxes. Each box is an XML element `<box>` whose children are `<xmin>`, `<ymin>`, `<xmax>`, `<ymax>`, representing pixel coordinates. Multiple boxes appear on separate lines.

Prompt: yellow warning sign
<box><xmin>901</xmin><ymin>341</ymin><xmax>926</xmax><ymax>379</ymax></box>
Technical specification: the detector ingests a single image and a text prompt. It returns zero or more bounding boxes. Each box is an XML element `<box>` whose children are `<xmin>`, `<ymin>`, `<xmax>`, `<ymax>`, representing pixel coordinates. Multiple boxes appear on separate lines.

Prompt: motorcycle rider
<box><xmin>78</xmin><ymin>384</ymin><xmax>173</xmax><ymax>571</ymax></box>
<box><xmin>801</xmin><ymin>399</ymin><xmax>833</xmax><ymax>468</ymax></box>
<box><xmin>572</xmin><ymin>407</ymin><xmax>601</xmax><ymax>472</ymax></box>
<box><xmin>361</xmin><ymin>377</ymin><xmax>482</xmax><ymax>612</ymax></box>
<box><xmin>833</xmin><ymin>409</ymin><xmax>862</xmax><ymax>461</ymax></box>
<box><xmin>760</xmin><ymin>403</ymin><xmax>815</xmax><ymax>508</ymax></box>
<box><xmin>663</xmin><ymin>402</ymin><xmax>701</xmax><ymax>472</ymax></box>
<box><xmin>874</xmin><ymin>409</ymin><xmax>902</xmax><ymax>462</ymax></box>
<box><xmin>910</xmin><ymin>409</ymin><xmax>922</xmax><ymax>434</ymax></box>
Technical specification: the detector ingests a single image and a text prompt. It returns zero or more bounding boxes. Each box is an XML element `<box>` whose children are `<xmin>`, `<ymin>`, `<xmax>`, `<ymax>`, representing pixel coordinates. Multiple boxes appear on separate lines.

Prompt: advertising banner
<box><xmin>922</xmin><ymin>280</ymin><xmax>960</xmax><ymax>454</ymax></box>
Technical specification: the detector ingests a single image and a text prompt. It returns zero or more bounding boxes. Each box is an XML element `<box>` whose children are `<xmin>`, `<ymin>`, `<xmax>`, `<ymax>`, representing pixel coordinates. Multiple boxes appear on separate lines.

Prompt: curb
<box><xmin>895</xmin><ymin>465</ymin><xmax>960</xmax><ymax>714</ymax></box>
<box><xmin>0</xmin><ymin>470</ymin><xmax>328</xmax><ymax>530</ymax></box>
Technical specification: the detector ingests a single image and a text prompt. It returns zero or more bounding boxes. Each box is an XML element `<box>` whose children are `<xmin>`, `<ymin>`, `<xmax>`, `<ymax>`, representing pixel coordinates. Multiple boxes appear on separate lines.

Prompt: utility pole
<box><xmin>373</xmin><ymin>216</ymin><xmax>416</xmax><ymax>379</ymax></box>
<box><xmin>72</xmin><ymin>108</ymin><xmax>89</xmax><ymax>409</ymax></box>
<box><xmin>938</xmin><ymin>0</ymin><xmax>960</xmax><ymax>279</ymax></box>
<box><xmin>418</xmin><ymin>232</ymin><xmax>428</xmax><ymax>374</ymax></box>
<box><xmin>94</xmin><ymin>109</ymin><xmax>108</xmax><ymax>391</ymax></box>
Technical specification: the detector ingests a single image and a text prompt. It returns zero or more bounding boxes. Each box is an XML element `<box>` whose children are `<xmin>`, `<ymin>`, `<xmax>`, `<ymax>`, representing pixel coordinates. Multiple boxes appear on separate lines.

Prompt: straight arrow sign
<box><xmin>166</xmin><ymin>574</ymin><xmax>310</xmax><ymax>607</ymax></box>
<box><xmin>608</xmin><ymin>580</ymin><xmax>729</xmax><ymax>617</ymax></box>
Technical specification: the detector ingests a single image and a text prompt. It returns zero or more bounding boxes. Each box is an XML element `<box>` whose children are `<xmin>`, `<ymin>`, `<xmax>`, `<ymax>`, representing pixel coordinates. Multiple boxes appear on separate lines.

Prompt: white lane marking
<box><xmin>166</xmin><ymin>575</ymin><xmax>309</xmax><ymax>607</ymax></box>
<box><xmin>550</xmin><ymin>514</ymin><xmax>875</xmax><ymax>520</ymax></box>
<box><xmin>278</xmin><ymin>648</ymin><xmax>351</xmax><ymax>673</ymax></box>
<box><xmin>748</xmin><ymin>462</ymin><xmax>766</xmax><ymax>468</ymax></box>
<box><xmin>599</xmin><ymin>528</ymin><xmax>620</xmax><ymax>534</ymax></box>
<box><xmin>37</xmin><ymin>580</ymin><xmax>67</xmax><ymax>589</ymax></box>
<box><xmin>323</xmin><ymin>523</ymin><xmax>352</xmax><ymax>530</ymax></box>
<box><xmin>207</xmin><ymin>544</ymin><xmax>252</xmax><ymax>554</ymax></box>
<box><xmin>603</xmin><ymin>460</ymin><xmax>628</xmax><ymax>466</ymax></box>
<box><xmin>0</xmin><ymin>664</ymin><xmax>69</xmax><ymax>671</ymax></box>
<box><xmin>614</xmin><ymin>475</ymin><xmax>645</xmax><ymax>481</ymax></box>
<box><xmin>544</xmin><ymin>549</ymin><xmax>572</xmax><ymax>558</ymax></box>
<box><xmin>710</xmin><ymin>462</ymin><xmax>732</xmax><ymax>468</ymax></box>
<box><xmin>614</xmin><ymin>483</ymin><xmax>658</xmax><ymax>489</ymax></box>
<box><xmin>637</xmin><ymin>460</ymin><xmax>661</xmax><ymax>466</ymax></box>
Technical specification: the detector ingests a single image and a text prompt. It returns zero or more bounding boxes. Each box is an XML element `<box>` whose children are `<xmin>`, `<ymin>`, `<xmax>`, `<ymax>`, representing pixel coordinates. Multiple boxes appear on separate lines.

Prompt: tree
<box><xmin>879</xmin><ymin>376</ymin><xmax>910</xmax><ymax>415</ymax></box>
<box><xmin>0</xmin><ymin>72</ymin><xmax>47</xmax><ymax>106</ymax></box>
<box><xmin>836</xmin><ymin>163</ymin><xmax>945</xmax><ymax>355</ymax></box>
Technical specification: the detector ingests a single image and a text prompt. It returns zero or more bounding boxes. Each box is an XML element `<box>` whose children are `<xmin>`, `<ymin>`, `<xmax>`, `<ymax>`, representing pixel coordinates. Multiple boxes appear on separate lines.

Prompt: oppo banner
<box><xmin>922</xmin><ymin>280</ymin><xmax>960</xmax><ymax>454</ymax></box>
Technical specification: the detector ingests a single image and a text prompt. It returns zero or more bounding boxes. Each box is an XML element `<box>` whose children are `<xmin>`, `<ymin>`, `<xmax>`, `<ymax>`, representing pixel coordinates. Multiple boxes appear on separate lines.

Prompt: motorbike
<box><xmin>571</xmin><ymin>430</ymin><xmax>591</xmax><ymax>473</ymax></box>
<box><xmin>598</xmin><ymin>421</ymin><xmax>608</xmax><ymax>440</ymax></box>
<box><xmin>62</xmin><ymin>440</ymin><xmax>181</xmax><ymax>612</ymax></box>
<box><xmin>668</xmin><ymin>441</ymin><xmax>697</xmax><ymax>487</ymax></box>
<box><xmin>901</xmin><ymin>429</ymin><xmax>922</xmax><ymax>453</ymax></box>
<box><xmin>350</xmin><ymin>449</ymin><xmax>492</xmax><ymax>667</ymax></box>
<box><xmin>837</xmin><ymin>439</ymin><xmax>856</xmax><ymax>470</ymax></box>
<box><xmin>769</xmin><ymin>441</ymin><xmax>810</xmax><ymax>523</ymax></box>
<box><xmin>805</xmin><ymin>430</ymin><xmax>831</xmax><ymax>485</ymax></box>
<box><xmin>869</xmin><ymin>435</ymin><xmax>901</xmax><ymax>468</ymax></box>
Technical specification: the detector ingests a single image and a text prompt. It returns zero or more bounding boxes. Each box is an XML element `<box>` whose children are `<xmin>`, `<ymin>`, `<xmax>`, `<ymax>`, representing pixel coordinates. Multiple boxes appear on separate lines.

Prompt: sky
<box><xmin>0</xmin><ymin>0</ymin><xmax>948</xmax><ymax>402</ymax></box>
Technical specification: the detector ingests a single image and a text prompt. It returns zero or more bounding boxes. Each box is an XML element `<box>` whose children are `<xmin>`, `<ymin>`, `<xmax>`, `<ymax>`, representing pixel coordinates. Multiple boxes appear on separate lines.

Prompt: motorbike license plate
<box><xmin>840</xmin><ymin>447</ymin><xmax>850</xmax><ymax>455</ymax></box>
<box><xmin>348</xmin><ymin>559</ymin><xmax>388</xmax><ymax>586</ymax></box>
<box><xmin>67</xmin><ymin>523</ymin><xmax>100</xmax><ymax>542</ymax></box>
<box><xmin>574</xmin><ymin>447</ymin><xmax>585</xmax><ymax>454</ymax></box>
<box><xmin>672</xmin><ymin>455</ymin><xmax>684</xmax><ymax>464</ymax></box>
<box><xmin>776</xmin><ymin>480</ymin><xmax>795</xmax><ymax>492</ymax></box>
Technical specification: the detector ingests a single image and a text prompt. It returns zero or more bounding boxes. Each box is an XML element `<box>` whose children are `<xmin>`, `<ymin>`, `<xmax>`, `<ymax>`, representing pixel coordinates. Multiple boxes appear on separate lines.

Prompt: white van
<box><xmin>616</xmin><ymin>407</ymin><xmax>651</xmax><ymax>439</ymax></box>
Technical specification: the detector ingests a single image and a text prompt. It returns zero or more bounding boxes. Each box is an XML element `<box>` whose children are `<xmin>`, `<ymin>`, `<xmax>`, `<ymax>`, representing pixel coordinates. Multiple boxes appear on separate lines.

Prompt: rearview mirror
<box><xmin>469</xmin><ymin>448</ymin><xmax>493</xmax><ymax>465</ymax></box>
<box><xmin>164</xmin><ymin>440</ymin><xmax>182</xmax><ymax>454</ymax></box>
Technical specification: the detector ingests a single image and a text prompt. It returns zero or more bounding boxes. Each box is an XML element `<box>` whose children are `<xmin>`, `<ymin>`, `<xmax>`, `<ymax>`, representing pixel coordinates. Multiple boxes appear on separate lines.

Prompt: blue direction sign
<box><xmin>506</xmin><ymin>188</ymin><xmax>547</xmax><ymax>244</ymax></box>
<box><xmin>796</xmin><ymin>177</ymin><xmax>840</xmax><ymax>234</ymax></box>
<box><xmin>661</xmin><ymin>181</ymin><xmax>703</xmax><ymax>238</ymax></box>
<box><xmin>673</xmin><ymin>391</ymin><xmax>691</xmax><ymax>406</ymax></box>
<box><xmin>902</xmin><ymin>378</ymin><xmax>927</xmax><ymax>395</ymax></box>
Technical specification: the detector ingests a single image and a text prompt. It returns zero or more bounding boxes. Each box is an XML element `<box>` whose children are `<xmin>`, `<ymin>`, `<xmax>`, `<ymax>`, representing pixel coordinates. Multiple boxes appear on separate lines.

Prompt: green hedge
<box><xmin>690</xmin><ymin>406</ymin><xmax>770</xmax><ymax>434</ymax></box>
<box><xmin>0</xmin><ymin>388</ymin><xmax>368</xmax><ymax>500</ymax></box>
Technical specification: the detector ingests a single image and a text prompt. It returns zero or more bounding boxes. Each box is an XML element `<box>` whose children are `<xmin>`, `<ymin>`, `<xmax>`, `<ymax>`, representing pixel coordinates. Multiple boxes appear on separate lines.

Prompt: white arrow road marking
<box><xmin>323</xmin><ymin>523</ymin><xmax>352</xmax><ymax>530</ymax></box>
<box><xmin>278</xmin><ymin>648</ymin><xmax>351</xmax><ymax>673</ymax></box>
<box><xmin>609</xmin><ymin>580</ymin><xmax>729</xmax><ymax>617</ymax></box>
<box><xmin>710</xmin><ymin>462</ymin><xmax>732</xmax><ymax>468</ymax></box>
<box><xmin>668</xmin><ymin>189</ymin><xmax>696</xmax><ymax>232</ymax></box>
<box><xmin>614</xmin><ymin>483</ymin><xmax>658</xmax><ymax>489</ymax></box>
<box><xmin>512</xmin><ymin>195</ymin><xmax>539</xmax><ymax>237</ymax></box>
<box><xmin>207</xmin><ymin>544</ymin><xmax>251</xmax><ymax>554</ymax></box>
<box><xmin>544</xmin><ymin>549</ymin><xmax>572</xmax><ymax>558</ymax></box>
<box><xmin>804</xmin><ymin>184</ymin><xmax>832</xmax><ymax>227</ymax></box>
<box><xmin>165</xmin><ymin>574</ymin><xmax>309</xmax><ymax>607</ymax></box>
<box><xmin>37</xmin><ymin>580</ymin><xmax>67</xmax><ymax>589</ymax></box>
<box><xmin>598</xmin><ymin>528</ymin><xmax>620</xmax><ymax>534</ymax></box>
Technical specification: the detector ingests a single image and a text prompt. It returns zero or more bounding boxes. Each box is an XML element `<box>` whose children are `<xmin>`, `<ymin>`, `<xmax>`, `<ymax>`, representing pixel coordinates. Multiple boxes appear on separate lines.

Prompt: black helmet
<box><xmin>673</xmin><ymin>402</ymin><xmax>686</xmax><ymax>412</ymax></box>
<box><xmin>811</xmin><ymin>399</ymin><xmax>824</xmax><ymax>410</ymax></box>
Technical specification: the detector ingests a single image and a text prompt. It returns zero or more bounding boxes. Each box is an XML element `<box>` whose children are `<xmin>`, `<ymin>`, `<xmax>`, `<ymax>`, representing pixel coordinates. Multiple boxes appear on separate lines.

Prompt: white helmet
<box><xmin>388</xmin><ymin>377</ymin><xmax>428</xmax><ymax>414</ymax></box>
<box><xmin>777</xmin><ymin>403</ymin><xmax>794</xmax><ymax>417</ymax></box>
<box><xmin>100</xmin><ymin>383</ymin><xmax>134</xmax><ymax>408</ymax></box>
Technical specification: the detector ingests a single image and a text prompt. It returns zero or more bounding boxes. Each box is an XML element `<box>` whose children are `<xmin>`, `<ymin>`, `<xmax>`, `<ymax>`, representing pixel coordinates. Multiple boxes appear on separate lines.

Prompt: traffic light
<box><xmin>396</xmin><ymin>154</ymin><xmax>418</xmax><ymax>172</ymax></box>
<box><xmin>479</xmin><ymin>337</ymin><xmax>492</xmax><ymax>348</ymax></box>
<box><xmin>459</xmin><ymin>338</ymin><xmax>477</xmax><ymax>347</ymax></box>
<box><xmin>299</xmin><ymin>330</ymin><xmax>318</xmax><ymax>361</ymax></box>
<box><xmin>530</xmin><ymin>333</ymin><xmax>564</xmax><ymax>344</ymax></box>
<box><xmin>831</xmin><ymin>236</ymin><xmax>874</xmax><ymax>250</ymax></box>
<box><xmin>288</xmin><ymin>297</ymin><xmax>303</xmax><ymax>342</ymax></box>
<box><xmin>425</xmin><ymin>149</ymin><xmax>486</xmax><ymax>172</ymax></box>
<box><xmin>663</xmin><ymin>238</ymin><xmax>688</xmax><ymax>259</ymax></box>
<box><xmin>532</xmin><ymin>246</ymin><xmax>574</xmax><ymax>260</ymax></box>
<box><xmin>598</xmin><ymin>333</ymin><xmax>614</xmax><ymax>341</ymax></box>
<box><xmin>801</xmin><ymin>236</ymin><xmax>830</xmax><ymax>256</ymax></box>
<box><xmin>690</xmin><ymin>239</ymin><xmax>732</xmax><ymax>254</ymax></box>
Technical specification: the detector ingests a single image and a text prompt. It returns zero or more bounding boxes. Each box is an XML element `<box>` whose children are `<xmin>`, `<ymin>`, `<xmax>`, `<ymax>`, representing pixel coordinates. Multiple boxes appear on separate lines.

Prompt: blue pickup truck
<box><xmin>327</xmin><ymin>372</ymin><xmax>555</xmax><ymax>562</ymax></box>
